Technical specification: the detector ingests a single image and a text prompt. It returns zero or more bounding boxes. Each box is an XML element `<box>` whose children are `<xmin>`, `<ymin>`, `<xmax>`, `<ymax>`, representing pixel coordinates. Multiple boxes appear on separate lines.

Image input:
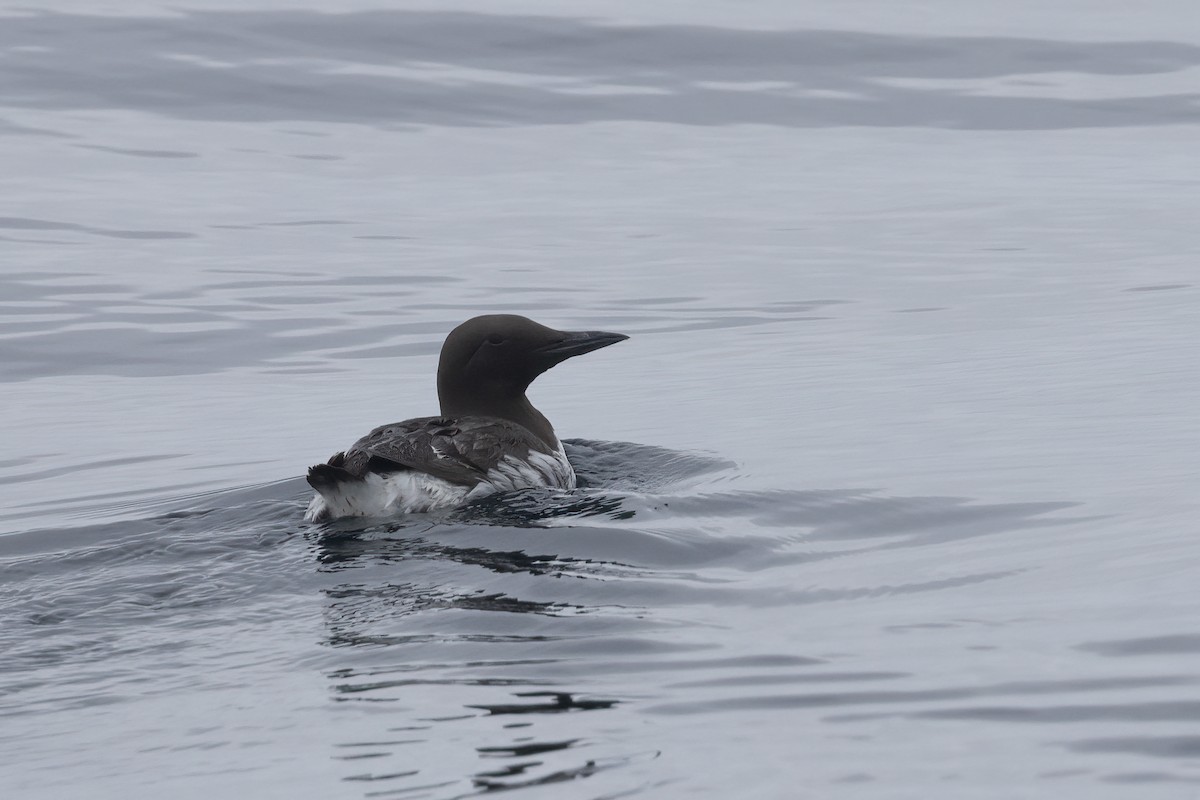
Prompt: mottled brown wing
<box><xmin>330</xmin><ymin>416</ymin><xmax>547</xmax><ymax>487</ymax></box>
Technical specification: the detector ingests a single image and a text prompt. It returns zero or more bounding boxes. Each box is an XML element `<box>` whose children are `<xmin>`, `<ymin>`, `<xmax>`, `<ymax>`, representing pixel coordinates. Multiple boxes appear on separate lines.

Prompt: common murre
<box><xmin>304</xmin><ymin>314</ymin><xmax>628</xmax><ymax>522</ymax></box>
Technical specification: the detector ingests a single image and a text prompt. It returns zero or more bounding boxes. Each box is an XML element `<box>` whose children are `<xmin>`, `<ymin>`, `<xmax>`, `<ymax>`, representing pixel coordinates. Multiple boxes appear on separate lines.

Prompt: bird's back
<box><xmin>304</xmin><ymin>415</ymin><xmax>575</xmax><ymax>522</ymax></box>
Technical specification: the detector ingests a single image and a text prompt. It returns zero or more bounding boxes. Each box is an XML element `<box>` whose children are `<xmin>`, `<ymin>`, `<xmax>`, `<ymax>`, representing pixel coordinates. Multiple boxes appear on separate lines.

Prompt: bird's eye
<box><xmin>486</xmin><ymin>335</ymin><xmax>504</xmax><ymax>345</ymax></box>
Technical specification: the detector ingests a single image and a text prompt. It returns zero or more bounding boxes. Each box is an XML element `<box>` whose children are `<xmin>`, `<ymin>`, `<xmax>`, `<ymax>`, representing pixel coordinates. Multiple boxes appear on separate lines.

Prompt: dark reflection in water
<box><xmin>2</xmin><ymin>10</ymin><xmax>1199</xmax><ymax>129</ymax></box>
<box><xmin>293</xmin><ymin>439</ymin><xmax>1100</xmax><ymax>796</ymax></box>
<box><xmin>469</xmin><ymin>692</ymin><xmax>617</xmax><ymax>715</ymax></box>
<box><xmin>0</xmin><ymin>429</ymin><xmax>1169</xmax><ymax>797</ymax></box>
<box><xmin>309</xmin><ymin>441</ymin><xmax>733</xmax><ymax>793</ymax></box>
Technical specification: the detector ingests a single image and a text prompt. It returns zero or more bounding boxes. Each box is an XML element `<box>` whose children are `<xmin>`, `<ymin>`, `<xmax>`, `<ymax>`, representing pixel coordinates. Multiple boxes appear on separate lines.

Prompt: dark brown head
<box><xmin>436</xmin><ymin>314</ymin><xmax>628</xmax><ymax>447</ymax></box>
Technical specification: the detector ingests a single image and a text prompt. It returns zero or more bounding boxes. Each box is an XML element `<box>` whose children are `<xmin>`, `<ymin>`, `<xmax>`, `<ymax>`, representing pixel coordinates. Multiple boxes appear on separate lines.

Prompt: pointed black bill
<box><xmin>535</xmin><ymin>330</ymin><xmax>629</xmax><ymax>360</ymax></box>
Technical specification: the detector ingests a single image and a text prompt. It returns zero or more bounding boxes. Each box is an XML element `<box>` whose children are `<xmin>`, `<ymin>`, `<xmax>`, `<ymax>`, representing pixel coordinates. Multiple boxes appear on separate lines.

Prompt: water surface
<box><xmin>2</xmin><ymin>2</ymin><xmax>1199</xmax><ymax>798</ymax></box>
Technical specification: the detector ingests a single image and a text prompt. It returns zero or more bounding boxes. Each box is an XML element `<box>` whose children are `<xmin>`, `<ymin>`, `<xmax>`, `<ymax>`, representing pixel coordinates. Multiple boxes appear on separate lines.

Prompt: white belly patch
<box><xmin>305</xmin><ymin>444</ymin><xmax>576</xmax><ymax>522</ymax></box>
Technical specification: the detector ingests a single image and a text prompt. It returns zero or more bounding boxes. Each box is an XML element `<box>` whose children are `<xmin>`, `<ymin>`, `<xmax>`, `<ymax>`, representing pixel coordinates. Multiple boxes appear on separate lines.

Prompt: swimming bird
<box><xmin>304</xmin><ymin>314</ymin><xmax>628</xmax><ymax>522</ymax></box>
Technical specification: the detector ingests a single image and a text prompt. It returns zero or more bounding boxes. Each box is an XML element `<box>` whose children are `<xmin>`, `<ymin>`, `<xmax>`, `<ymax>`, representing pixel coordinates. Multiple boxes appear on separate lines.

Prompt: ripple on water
<box><xmin>0</xmin><ymin>437</ymin><xmax>1176</xmax><ymax>797</ymax></box>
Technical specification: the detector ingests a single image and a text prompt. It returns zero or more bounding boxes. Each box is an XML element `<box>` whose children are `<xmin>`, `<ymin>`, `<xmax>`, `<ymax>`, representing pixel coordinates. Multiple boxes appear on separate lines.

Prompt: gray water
<box><xmin>2</xmin><ymin>2</ymin><xmax>1200</xmax><ymax>797</ymax></box>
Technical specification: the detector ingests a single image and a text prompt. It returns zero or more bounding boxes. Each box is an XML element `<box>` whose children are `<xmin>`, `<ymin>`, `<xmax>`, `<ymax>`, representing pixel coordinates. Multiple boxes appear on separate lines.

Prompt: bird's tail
<box><xmin>304</xmin><ymin>462</ymin><xmax>368</xmax><ymax>522</ymax></box>
<box><xmin>307</xmin><ymin>462</ymin><xmax>358</xmax><ymax>493</ymax></box>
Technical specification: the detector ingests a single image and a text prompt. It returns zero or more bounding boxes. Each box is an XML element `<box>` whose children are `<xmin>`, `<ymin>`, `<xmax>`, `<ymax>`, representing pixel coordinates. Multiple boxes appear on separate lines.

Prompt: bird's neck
<box><xmin>439</xmin><ymin>390</ymin><xmax>558</xmax><ymax>451</ymax></box>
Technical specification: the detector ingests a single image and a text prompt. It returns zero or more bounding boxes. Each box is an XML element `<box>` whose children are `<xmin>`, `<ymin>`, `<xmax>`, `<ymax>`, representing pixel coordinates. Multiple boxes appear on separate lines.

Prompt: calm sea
<box><xmin>2</xmin><ymin>2</ymin><xmax>1199</xmax><ymax>797</ymax></box>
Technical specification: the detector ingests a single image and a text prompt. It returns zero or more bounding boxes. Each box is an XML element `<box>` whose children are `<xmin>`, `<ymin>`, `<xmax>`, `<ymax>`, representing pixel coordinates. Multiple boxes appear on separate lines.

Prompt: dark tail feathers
<box><xmin>307</xmin><ymin>462</ymin><xmax>359</xmax><ymax>492</ymax></box>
